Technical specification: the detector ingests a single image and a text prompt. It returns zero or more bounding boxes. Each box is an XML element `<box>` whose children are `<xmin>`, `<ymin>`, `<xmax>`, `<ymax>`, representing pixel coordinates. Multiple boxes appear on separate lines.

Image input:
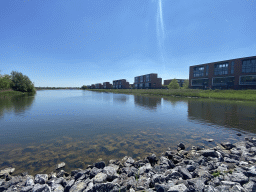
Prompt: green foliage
<box><xmin>10</xmin><ymin>71</ymin><xmax>35</xmax><ymax>93</ymax></box>
<box><xmin>81</xmin><ymin>85</ymin><xmax>87</xmax><ymax>89</ymax></box>
<box><xmin>168</xmin><ymin>78</ymin><xmax>180</xmax><ymax>89</ymax></box>
<box><xmin>181</xmin><ymin>79</ymin><xmax>189</xmax><ymax>89</ymax></box>
<box><xmin>0</xmin><ymin>74</ymin><xmax>12</xmax><ymax>90</ymax></box>
<box><xmin>212</xmin><ymin>171</ymin><xmax>221</xmax><ymax>177</ymax></box>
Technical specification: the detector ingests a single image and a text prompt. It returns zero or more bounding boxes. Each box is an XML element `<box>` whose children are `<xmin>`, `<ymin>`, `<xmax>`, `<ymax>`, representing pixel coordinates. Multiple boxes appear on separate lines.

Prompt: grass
<box><xmin>0</xmin><ymin>90</ymin><xmax>25</xmax><ymax>98</ymax></box>
<box><xmin>88</xmin><ymin>89</ymin><xmax>256</xmax><ymax>101</ymax></box>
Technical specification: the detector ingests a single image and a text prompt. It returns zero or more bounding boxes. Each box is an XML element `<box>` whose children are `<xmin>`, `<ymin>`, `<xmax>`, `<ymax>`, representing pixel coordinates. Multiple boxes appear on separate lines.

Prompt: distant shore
<box><xmin>88</xmin><ymin>89</ymin><xmax>256</xmax><ymax>101</ymax></box>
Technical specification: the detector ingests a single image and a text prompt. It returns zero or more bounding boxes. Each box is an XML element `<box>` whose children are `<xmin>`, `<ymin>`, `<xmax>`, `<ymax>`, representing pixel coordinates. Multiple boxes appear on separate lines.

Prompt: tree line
<box><xmin>0</xmin><ymin>71</ymin><xmax>36</xmax><ymax>93</ymax></box>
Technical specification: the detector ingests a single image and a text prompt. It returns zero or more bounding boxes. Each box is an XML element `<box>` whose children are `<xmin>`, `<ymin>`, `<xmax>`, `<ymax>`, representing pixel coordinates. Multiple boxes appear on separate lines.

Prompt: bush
<box><xmin>10</xmin><ymin>71</ymin><xmax>35</xmax><ymax>93</ymax></box>
<box><xmin>0</xmin><ymin>74</ymin><xmax>12</xmax><ymax>90</ymax></box>
<box><xmin>181</xmin><ymin>79</ymin><xmax>189</xmax><ymax>89</ymax></box>
<box><xmin>81</xmin><ymin>85</ymin><xmax>87</xmax><ymax>89</ymax></box>
<box><xmin>168</xmin><ymin>79</ymin><xmax>180</xmax><ymax>89</ymax></box>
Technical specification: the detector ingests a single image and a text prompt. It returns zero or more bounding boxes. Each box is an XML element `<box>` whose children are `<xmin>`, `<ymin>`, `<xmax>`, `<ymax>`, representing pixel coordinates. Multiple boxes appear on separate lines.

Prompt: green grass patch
<box><xmin>0</xmin><ymin>90</ymin><xmax>25</xmax><ymax>98</ymax></box>
<box><xmin>88</xmin><ymin>89</ymin><xmax>256</xmax><ymax>101</ymax></box>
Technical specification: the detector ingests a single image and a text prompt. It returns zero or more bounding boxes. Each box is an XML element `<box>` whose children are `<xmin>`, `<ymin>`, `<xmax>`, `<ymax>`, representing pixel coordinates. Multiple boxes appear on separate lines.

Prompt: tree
<box><xmin>81</xmin><ymin>85</ymin><xmax>87</xmax><ymax>89</ymax></box>
<box><xmin>168</xmin><ymin>78</ymin><xmax>180</xmax><ymax>89</ymax></box>
<box><xmin>181</xmin><ymin>79</ymin><xmax>189</xmax><ymax>89</ymax></box>
<box><xmin>0</xmin><ymin>73</ymin><xmax>12</xmax><ymax>90</ymax></box>
<box><xmin>10</xmin><ymin>71</ymin><xmax>35</xmax><ymax>93</ymax></box>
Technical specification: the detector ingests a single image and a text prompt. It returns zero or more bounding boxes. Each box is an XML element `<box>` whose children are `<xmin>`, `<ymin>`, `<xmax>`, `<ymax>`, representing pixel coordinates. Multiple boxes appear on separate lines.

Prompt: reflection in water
<box><xmin>113</xmin><ymin>94</ymin><xmax>129</xmax><ymax>103</ymax></box>
<box><xmin>0</xmin><ymin>94</ymin><xmax>35</xmax><ymax>118</ymax></box>
<box><xmin>134</xmin><ymin>95</ymin><xmax>161</xmax><ymax>110</ymax></box>
<box><xmin>188</xmin><ymin>100</ymin><xmax>256</xmax><ymax>133</ymax></box>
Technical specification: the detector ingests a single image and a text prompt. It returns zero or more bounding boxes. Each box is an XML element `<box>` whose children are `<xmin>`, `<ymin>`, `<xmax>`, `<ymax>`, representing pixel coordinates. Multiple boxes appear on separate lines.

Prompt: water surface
<box><xmin>0</xmin><ymin>90</ymin><xmax>255</xmax><ymax>175</ymax></box>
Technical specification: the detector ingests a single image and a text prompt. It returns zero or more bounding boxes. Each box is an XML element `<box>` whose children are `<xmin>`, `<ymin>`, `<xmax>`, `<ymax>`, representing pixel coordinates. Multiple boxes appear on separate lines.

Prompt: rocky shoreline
<box><xmin>1</xmin><ymin>137</ymin><xmax>256</xmax><ymax>192</ymax></box>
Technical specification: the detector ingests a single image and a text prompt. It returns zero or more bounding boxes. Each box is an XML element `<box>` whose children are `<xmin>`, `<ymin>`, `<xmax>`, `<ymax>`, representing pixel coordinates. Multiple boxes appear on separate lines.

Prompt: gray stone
<box><xmin>146</xmin><ymin>154</ymin><xmax>158</xmax><ymax>166</ymax></box>
<box><xmin>20</xmin><ymin>186</ymin><xmax>33</xmax><ymax>192</ymax></box>
<box><xmin>124</xmin><ymin>157</ymin><xmax>135</xmax><ymax>167</ymax></box>
<box><xmin>122</xmin><ymin>176</ymin><xmax>136</xmax><ymax>190</ymax></box>
<box><xmin>94</xmin><ymin>161</ymin><xmax>105</xmax><ymax>169</ymax></box>
<box><xmin>35</xmin><ymin>174</ymin><xmax>48</xmax><ymax>184</ymax></box>
<box><xmin>89</xmin><ymin>167</ymin><xmax>101</xmax><ymax>178</ymax></box>
<box><xmin>138</xmin><ymin>163</ymin><xmax>152</xmax><ymax>175</ymax></box>
<box><xmin>178</xmin><ymin>167</ymin><xmax>192</xmax><ymax>180</ymax></box>
<box><xmin>229</xmin><ymin>172</ymin><xmax>248</xmax><ymax>184</ymax></box>
<box><xmin>69</xmin><ymin>180</ymin><xmax>89</xmax><ymax>192</ymax></box>
<box><xmin>221</xmin><ymin>142</ymin><xmax>234</xmax><ymax>150</ymax></box>
<box><xmin>186</xmin><ymin>165</ymin><xmax>196</xmax><ymax>172</ymax></box>
<box><xmin>151</xmin><ymin>174</ymin><xmax>166</xmax><ymax>186</ymax></box>
<box><xmin>89</xmin><ymin>182</ymin><xmax>120</xmax><ymax>192</ymax></box>
<box><xmin>0</xmin><ymin>167</ymin><xmax>15</xmax><ymax>176</ymax></box>
<box><xmin>247</xmin><ymin>166</ymin><xmax>256</xmax><ymax>177</ymax></box>
<box><xmin>51</xmin><ymin>183</ymin><xmax>64</xmax><ymax>192</ymax></box>
<box><xmin>220</xmin><ymin>181</ymin><xmax>238</xmax><ymax>186</ymax></box>
<box><xmin>120</xmin><ymin>166</ymin><xmax>137</xmax><ymax>177</ymax></box>
<box><xmin>155</xmin><ymin>183</ymin><xmax>169</xmax><ymax>192</ymax></box>
<box><xmin>103</xmin><ymin>166</ymin><xmax>118</xmax><ymax>180</ymax></box>
<box><xmin>167</xmin><ymin>183</ymin><xmax>188</xmax><ymax>192</ymax></box>
<box><xmin>32</xmin><ymin>184</ymin><xmax>51</xmax><ymax>192</ymax></box>
<box><xmin>26</xmin><ymin>177</ymin><xmax>35</xmax><ymax>186</ymax></box>
<box><xmin>93</xmin><ymin>172</ymin><xmax>107</xmax><ymax>183</ymax></box>
<box><xmin>165</xmin><ymin>171</ymin><xmax>183</xmax><ymax>180</ymax></box>
<box><xmin>136</xmin><ymin>176</ymin><xmax>150</xmax><ymax>190</ymax></box>
<box><xmin>200</xmin><ymin>150</ymin><xmax>218</xmax><ymax>157</ymax></box>
<box><xmin>178</xmin><ymin>143</ymin><xmax>185</xmax><ymax>150</ymax></box>
<box><xmin>56</xmin><ymin>162</ymin><xmax>65</xmax><ymax>170</ymax></box>
<box><xmin>224</xmin><ymin>157</ymin><xmax>239</xmax><ymax>164</ymax></box>
<box><xmin>64</xmin><ymin>179</ymin><xmax>74</xmax><ymax>192</ymax></box>
<box><xmin>230</xmin><ymin>185</ymin><xmax>246</xmax><ymax>192</ymax></box>
<box><xmin>243</xmin><ymin>180</ymin><xmax>256</xmax><ymax>191</ymax></box>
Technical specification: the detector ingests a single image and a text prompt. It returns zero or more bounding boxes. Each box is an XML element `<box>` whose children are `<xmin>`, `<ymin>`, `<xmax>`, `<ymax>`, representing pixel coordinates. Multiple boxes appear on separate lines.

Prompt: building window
<box><xmin>240</xmin><ymin>75</ymin><xmax>256</xmax><ymax>85</ymax></box>
<box><xmin>205</xmin><ymin>65</ymin><xmax>209</xmax><ymax>76</ymax></box>
<box><xmin>193</xmin><ymin>66</ymin><xmax>204</xmax><ymax>77</ymax></box>
<box><xmin>140</xmin><ymin>76</ymin><xmax>144</xmax><ymax>82</ymax></box>
<box><xmin>242</xmin><ymin>59</ymin><xmax>256</xmax><ymax>73</ymax></box>
<box><xmin>214</xmin><ymin>63</ymin><xmax>228</xmax><ymax>75</ymax></box>
<box><xmin>139</xmin><ymin>83</ymin><xmax>144</xmax><ymax>88</ymax></box>
<box><xmin>212</xmin><ymin>77</ymin><xmax>234</xmax><ymax>86</ymax></box>
<box><xmin>231</xmin><ymin>61</ymin><xmax>234</xmax><ymax>74</ymax></box>
<box><xmin>191</xmin><ymin>78</ymin><xmax>208</xmax><ymax>86</ymax></box>
<box><xmin>135</xmin><ymin>77</ymin><xmax>139</xmax><ymax>83</ymax></box>
<box><xmin>146</xmin><ymin>75</ymin><xmax>150</xmax><ymax>82</ymax></box>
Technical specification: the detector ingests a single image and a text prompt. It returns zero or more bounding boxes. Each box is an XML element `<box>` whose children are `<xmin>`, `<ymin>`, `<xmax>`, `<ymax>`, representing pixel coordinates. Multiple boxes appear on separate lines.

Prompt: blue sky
<box><xmin>1</xmin><ymin>0</ymin><xmax>256</xmax><ymax>87</ymax></box>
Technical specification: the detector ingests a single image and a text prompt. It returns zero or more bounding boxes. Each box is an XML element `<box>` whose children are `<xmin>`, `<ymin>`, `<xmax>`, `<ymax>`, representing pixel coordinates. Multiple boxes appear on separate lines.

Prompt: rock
<box><xmin>178</xmin><ymin>167</ymin><xmax>192</xmax><ymax>180</ymax></box>
<box><xmin>20</xmin><ymin>186</ymin><xmax>33</xmax><ymax>192</ymax></box>
<box><xmin>25</xmin><ymin>177</ymin><xmax>34</xmax><ymax>186</ymax></box>
<box><xmin>200</xmin><ymin>149</ymin><xmax>218</xmax><ymax>157</ymax></box>
<box><xmin>136</xmin><ymin>176</ymin><xmax>150</xmax><ymax>190</ymax></box>
<box><xmin>230</xmin><ymin>185</ymin><xmax>246</xmax><ymax>192</ymax></box>
<box><xmin>146</xmin><ymin>154</ymin><xmax>158</xmax><ymax>166</ymax></box>
<box><xmin>51</xmin><ymin>183</ymin><xmax>64</xmax><ymax>192</ymax></box>
<box><xmin>204</xmin><ymin>139</ymin><xmax>214</xmax><ymax>142</ymax></box>
<box><xmin>124</xmin><ymin>157</ymin><xmax>135</xmax><ymax>167</ymax></box>
<box><xmin>0</xmin><ymin>168</ymin><xmax>15</xmax><ymax>176</ymax></box>
<box><xmin>69</xmin><ymin>179</ymin><xmax>89</xmax><ymax>192</ymax></box>
<box><xmin>165</xmin><ymin>171</ymin><xmax>183</xmax><ymax>180</ymax></box>
<box><xmin>89</xmin><ymin>168</ymin><xmax>101</xmax><ymax>179</ymax></box>
<box><xmin>177</xmin><ymin>143</ymin><xmax>185</xmax><ymax>150</ymax></box>
<box><xmin>221</xmin><ymin>142</ymin><xmax>234</xmax><ymax>150</ymax></box>
<box><xmin>155</xmin><ymin>183</ymin><xmax>170</xmax><ymax>192</ymax></box>
<box><xmin>203</xmin><ymin>185</ymin><xmax>215</xmax><ymax>192</ymax></box>
<box><xmin>120</xmin><ymin>166</ymin><xmax>137</xmax><ymax>177</ymax></box>
<box><xmin>247</xmin><ymin>166</ymin><xmax>256</xmax><ymax>177</ymax></box>
<box><xmin>237</xmin><ymin>133</ymin><xmax>242</xmax><ymax>136</ymax></box>
<box><xmin>57</xmin><ymin>170</ymin><xmax>68</xmax><ymax>178</ymax></box>
<box><xmin>151</xmin><ymin>174</ymin><xmax>165</xmax><ymax>186</ymax></box>
<box><xmin>121</xmin><ymin>176</ymin><xmax>136</xmax><ymax>190</ymax></box>
<box><xmin>103</xmin><ymin>166</ymin><xmax>118</xmax><ymax>181</ymax></box>
<box><xmin>32</xmin><ymin>184</ymin><xmax>51</xmax><ymax>192</ymax></box>
<box><xmin>64</xmin><ymin>179</ymin><xmax>74</xmax><ymax>192</ymax></box>
<box><xmin>56</xmin><ymin>162</ymin><xmax>66</xmax><ymax>170</ymax></box>
<box><xmin>167</xmin><ymin>183</ymin><xmax>188</xmax><ymax>192</ymax></box>
<box><xmin>94</xmin><ymin>161</ymin><xmax>105</xmax><ymax>169</ymax></box>
<box><xmin>243</xmin><ymin>180</ymin><xmax>256</xmax><ymax>191</ymax></box>
<box><xmin>34</xmin><ymin>174</ymin><xmax>48</xmax><ymax>184</ymax></box>
<box><xmin>93</xmin><ymin>172</ymin><xmax>107</xmax><ymax>183</ymax></box>
<box><xmin>139</xmin><ymin>163</ymin><xmax>152</xmax><ymax>175</ymax></box>
<box><xmin>89</xmin><ymin>182</ymin><xmax>120</xmax><ymax>192</ymax></box>
<box><xmin>186</xmin><ymin>165</ymin><xmax>196</xmax><ymax>172</ymax></box>
<box><xmin>229</xmin><ymin>172</ymin><xmax>248</xmax><ymax>184</ymax></box>
<box><xmin>224</xmin><ymin>157</ymin><xmax>239</xmax><ymax>164</ymax></box>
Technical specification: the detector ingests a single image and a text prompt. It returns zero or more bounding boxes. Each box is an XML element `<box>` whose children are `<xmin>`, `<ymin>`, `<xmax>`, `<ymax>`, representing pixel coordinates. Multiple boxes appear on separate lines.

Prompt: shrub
<box><xmin>181</xmin><ymin>79</ymin><xmax>189</xmax><ymax>89</ymax></box>
<box><xmin>10</xmin><ymin>71</ymin><xmax>35</xmax><ymax>93</ymax></box>
<box><xmin>168</xmin><ymin>78</ymin><xmax>180</xmax><ymax>89</ymax></box>
<box><xmin>81</xmin><ymin>85</ymin><xmax>87</xmax><ymax>89</ymax></box>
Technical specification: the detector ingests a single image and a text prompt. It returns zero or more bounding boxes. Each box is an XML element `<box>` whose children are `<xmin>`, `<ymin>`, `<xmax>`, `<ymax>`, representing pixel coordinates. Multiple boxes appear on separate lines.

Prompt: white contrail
<box><xmin>156</xmin><ymin>0</ymin><xmax>166</xmax><ymax>68</ymax></box>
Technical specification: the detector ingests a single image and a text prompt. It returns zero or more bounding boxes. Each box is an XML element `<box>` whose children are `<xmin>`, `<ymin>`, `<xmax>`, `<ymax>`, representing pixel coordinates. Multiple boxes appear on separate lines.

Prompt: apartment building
<box><xmin>95</xmin><ymin>83</ymin><xmax>102</xmax><ymax>89</ymax></box>
<box><xmin>134</xmin><ymin>73</ymin><xmax>162</xmax><ymax>89</ymax></box>
<box><xmin>90</xmin><ymin>84</ymin><xmax>96</xmax><ymax>89</ymax></box>
<box><xmin>112</xmin><ymin>79</ymin><xmax>130</xmax><ymax>89</ymax></box>
<box><xmin>103</xmin><ymin>82</ymin><xmax>112</xmax><ymax>89</ymax></box>
<box><xmin>164</xmin><ymin>79</ymin><xmax>186</xmax><ymax>87</ymax></box>
<box><xmin>189</xmin><ymin>56</ymin><xmax>256</xmax><ymax>89</ymax></box>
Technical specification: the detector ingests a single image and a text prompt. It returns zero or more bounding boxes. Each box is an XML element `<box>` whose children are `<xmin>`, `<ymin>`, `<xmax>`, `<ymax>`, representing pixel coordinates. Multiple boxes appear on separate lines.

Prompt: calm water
<box><xmin>0</xmin><ymin>90</ymin><xmax>256</xmax><ymax>175</ymax></box>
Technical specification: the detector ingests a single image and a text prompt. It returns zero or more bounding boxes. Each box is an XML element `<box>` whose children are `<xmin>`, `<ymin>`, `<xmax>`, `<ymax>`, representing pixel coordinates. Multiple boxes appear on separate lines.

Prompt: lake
<box><xmin>0</xmin><ymin>90</ymin><xmax>256</xmax><ymax>175</ymax></box>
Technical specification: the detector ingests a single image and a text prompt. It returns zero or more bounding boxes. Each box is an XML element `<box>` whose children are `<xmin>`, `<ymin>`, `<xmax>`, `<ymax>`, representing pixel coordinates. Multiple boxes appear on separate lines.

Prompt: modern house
<box><xmin>134</xmin><ymin>73</ymin><xmax>162</xmax><ymax>89</ymax></box>
<box><xmin>189</xmin><ymin>56</ymin><xmax>256</xmax><ymax>89</ymax></box>
<box><xmin>90</xmin><ymin>84</ymin><xmax>96</xmax><ymax>89</ymax></box>
<box><xmin>103</xmin><ymin>82</ymin><xmax>112</xmax><ymax>89</ymax></box>
<box><xmin>164</xmin><ymin>79</ymin><xmax>186</xmax><ymax>87</ymax></box>
<box><xmin>112</xmin><ymin>79</ymin><xmax>130</xmax><ymax>89</ymax></box>
<box><xmin>95</xmin><ymin>83</ymin><xmax>102</xmax><ymax>89</ymax></box>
